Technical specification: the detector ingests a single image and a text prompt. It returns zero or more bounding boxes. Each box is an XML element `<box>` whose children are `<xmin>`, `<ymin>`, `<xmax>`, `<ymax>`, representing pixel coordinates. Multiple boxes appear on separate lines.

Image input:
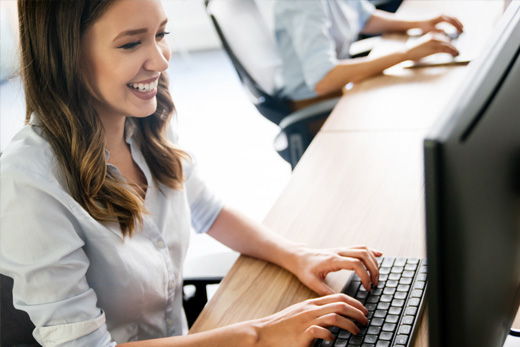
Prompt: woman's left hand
<box><xmin>289</xmin><ymin>246</ymin><xmax>383</xmax><ymax>296</ymax></box>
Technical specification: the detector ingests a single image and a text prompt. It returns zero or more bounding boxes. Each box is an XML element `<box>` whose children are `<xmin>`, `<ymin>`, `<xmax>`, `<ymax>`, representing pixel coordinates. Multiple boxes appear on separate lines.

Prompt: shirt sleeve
<box><xmin>276</xmin><ymin>0</ymin><xmax>339</xmax><ymax>92</ymax></box>
<box><xmin>0</xmin><ymin>166</ymin><xmax>116</xmax><ymax>347</ymax></box>
<box><xmin>165</xmin><ymin>125</ymin><xmax>224</xmax><ymax>234</ymax></box>
<box><xmin>357</xmin><ymin>0</ymin><xmax>377</xmax><ymax>30</ymax></box>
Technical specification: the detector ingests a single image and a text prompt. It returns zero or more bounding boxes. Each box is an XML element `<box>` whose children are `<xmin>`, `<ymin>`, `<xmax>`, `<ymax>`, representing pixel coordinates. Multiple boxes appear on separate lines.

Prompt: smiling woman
<box><xmin>0</xmin><ymin>0</ymin><xmax>382</xmax><ymax>346</ymax></box>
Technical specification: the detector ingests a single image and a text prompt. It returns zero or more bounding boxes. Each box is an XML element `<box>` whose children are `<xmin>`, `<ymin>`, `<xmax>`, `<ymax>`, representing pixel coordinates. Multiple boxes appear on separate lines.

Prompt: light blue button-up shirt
<box><xmin>0</xmin><ymin>116</ymin><xmax>223</xmax><ymax>345</ymax></box>
<box><xmin>274</xmin><ymin>0</ymin><xmax>375</xmax><ymax>101</ymax></box>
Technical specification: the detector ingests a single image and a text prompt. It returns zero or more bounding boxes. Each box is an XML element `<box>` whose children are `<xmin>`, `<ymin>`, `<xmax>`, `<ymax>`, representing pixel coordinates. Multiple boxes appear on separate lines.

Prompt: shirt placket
<box><xmin>142</xmin><ymin>215</ymin><xmax>178</xmax><ymax>336</ymax></box>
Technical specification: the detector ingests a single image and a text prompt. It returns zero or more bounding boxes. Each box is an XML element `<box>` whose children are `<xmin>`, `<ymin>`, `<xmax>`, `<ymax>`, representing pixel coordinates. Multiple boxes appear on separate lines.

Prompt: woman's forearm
<box><xmin>314</xmin><ymin>50</ymin><xmax>407</xmax><ymax>96</ymax></box>
<box><xmin>119</xmin><ymin>321</ymin><xmax>259</xmax><ymax>347</ymax></box>
<box><xmin>361</xmin><ymin>10</ymin><xmax>420</xmax><ymax>35</ymax></box>
<box><xmin>206</xmin><ymin>206</ymin><xmax>304</xmax><ymax>274</ymax></box>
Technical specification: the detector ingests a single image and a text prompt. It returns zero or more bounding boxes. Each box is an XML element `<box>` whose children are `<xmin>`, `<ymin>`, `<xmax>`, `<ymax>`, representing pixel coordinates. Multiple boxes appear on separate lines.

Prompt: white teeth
<box><xmin>128</xmin><ymin>80</ymin><xmax>158</xmax><ymax>93</ymax></box>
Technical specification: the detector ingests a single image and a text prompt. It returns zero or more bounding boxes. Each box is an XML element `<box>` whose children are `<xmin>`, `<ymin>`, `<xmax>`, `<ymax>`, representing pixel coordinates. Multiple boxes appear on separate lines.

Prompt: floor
<box><xmin>0</xmin><ymin>49</ymin><xmax>292</xmax><ymax>268</ymax></box>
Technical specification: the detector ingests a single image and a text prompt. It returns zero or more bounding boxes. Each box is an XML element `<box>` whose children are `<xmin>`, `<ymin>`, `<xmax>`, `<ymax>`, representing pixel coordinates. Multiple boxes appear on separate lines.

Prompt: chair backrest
<box><xmin>1</xmin><ymin>274</ymin><xmax>39</xmax><ymax>346</ymax></box>
<box><xmin>205</xmin><ymin>0</ymin><xmax>292</xmax><ymax>124</ymax></box>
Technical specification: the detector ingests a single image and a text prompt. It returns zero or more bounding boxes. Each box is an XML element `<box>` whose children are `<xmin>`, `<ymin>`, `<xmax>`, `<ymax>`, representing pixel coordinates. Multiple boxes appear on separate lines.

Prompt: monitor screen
<box><xmin>424</xmin><ymin>2</ymin><xmax>520</xmax><ymax>347</ymax></box>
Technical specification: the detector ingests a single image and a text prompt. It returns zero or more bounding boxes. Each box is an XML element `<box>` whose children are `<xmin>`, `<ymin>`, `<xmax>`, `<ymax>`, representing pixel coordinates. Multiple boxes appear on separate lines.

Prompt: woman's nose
<box><xmin>144</xmin><ymin>42</ymin><xmax>170</xmax><ymax>72</ymax></box>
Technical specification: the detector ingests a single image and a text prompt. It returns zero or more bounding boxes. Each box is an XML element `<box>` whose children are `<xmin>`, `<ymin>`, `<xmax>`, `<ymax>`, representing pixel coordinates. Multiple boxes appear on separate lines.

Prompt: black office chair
<box><xmin>1</xmin><ymin>274</ymin><xmax>39</xmax><ymax>347</ymax></box>
<box><xmin>205</xmin><ymin>0</ymin><xmax>340</xmax><ymax>169</ymax></box>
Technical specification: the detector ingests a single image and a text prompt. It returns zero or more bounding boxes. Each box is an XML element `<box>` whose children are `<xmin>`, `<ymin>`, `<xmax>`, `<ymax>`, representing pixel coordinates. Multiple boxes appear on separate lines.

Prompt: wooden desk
<box><xmin>191</xmin><ymin>0</ymin><xmax>519</xmax><ymax>344</ymax></box>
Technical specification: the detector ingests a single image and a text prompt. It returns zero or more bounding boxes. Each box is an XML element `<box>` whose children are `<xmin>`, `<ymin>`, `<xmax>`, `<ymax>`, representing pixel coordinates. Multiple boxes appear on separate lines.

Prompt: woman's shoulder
<box><xmin>1</xmin><ymin>124</ymin><xmax>61</xmax><ymax>184</ymax></box>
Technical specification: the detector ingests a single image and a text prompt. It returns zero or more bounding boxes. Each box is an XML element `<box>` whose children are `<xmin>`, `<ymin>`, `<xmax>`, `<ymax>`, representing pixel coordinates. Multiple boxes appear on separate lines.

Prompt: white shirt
<box><xmin>274</xmin><ymin>0</ymin><xmax>375</xmax><ymax>100</ymax></box>
<box><xmin>0</xmin><ymin>116</ymin><xmax>224</xmax><ymax>346</ymax></box>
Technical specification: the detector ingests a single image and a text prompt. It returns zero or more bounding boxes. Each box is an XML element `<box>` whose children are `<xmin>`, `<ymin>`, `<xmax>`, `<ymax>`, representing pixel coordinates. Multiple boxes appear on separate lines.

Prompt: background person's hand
<box><xmin>404</xmin><ymin>32</ymin><xmax>460</xmax><ymax>61</ymax></box>
<box><xmin>254</xmin><ymin>294</ymin><xmax>368</xmax><ymax>347</ymax></box>
<box><xmin>289</xmin><ymin>245</ymin><xmax>382</xmax><ymax>296</ymax></box>
<box><xmin>415</xmin><ymin>14</ymin><xmax>464</xmax><ymax>35</ymax></box>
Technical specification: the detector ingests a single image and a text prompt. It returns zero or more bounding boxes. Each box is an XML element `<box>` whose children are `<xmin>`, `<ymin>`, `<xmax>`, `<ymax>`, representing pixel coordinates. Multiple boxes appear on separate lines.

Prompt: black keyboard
<box><xmin>314</xmin><ymin>257</ymin><xmax>427</xmax><ymax>347</ymax></box>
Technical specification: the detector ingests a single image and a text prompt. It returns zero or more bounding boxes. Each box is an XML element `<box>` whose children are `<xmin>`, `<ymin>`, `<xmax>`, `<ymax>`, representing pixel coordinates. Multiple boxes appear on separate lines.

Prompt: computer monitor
<box><xmin>424</xmin><ymin>2</ymin><xmax>520</xmax><ymax>347</ymax></box>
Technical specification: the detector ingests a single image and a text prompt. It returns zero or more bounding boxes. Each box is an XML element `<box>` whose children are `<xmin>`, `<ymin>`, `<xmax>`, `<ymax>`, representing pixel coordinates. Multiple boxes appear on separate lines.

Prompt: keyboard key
<box><xmin>411</xmin><ymin>289</ymin><xmax>423</xmax><ymax>298</ymax></box>
<box><xmin>397</xmin><ymin>284</ymin><xmax>410</xmax><ymax>292</ymax></box>
<box><xmin>374</xmin><ymin>309</ymin><xmax>387</xmax><ymax>318</ymax></box>
<box><xmin>417</xmin><ymin>274</ymin><xmax>427</xmax><ymax>281</ymax></box>
<box><xmin>386</xmin><ymin>280</ymin><xmax>399</xmax><ymax>288</ymax></box>
<box><xmin>367</xmin><ymin>326</ymin><xmax>381</xmax><ymax>335</ymax></box>
<box><xmin>408</xmin><ymin>298</ymin><xmax>421</xmax><ymax>306</ymax></box>
<box><xmin>389</xmin><ymin>307</ymin><xmax>402</xmax><ymax>315</ymax></box>
<box><xmin>376</xmin><ymin>342</ymin><xmax>390</xmax><ymax>347</ymax></box>
<box><xmin>399</xmin><ymin>325</ymin><xmax>412</xmax><ymax>335</ymax></box>
<box><xmin>414</xmin><ymin>281</ymin><xmax>426</xmax><ymax>289</ymax></box>
<box><xmin>379</xmin><ymin>274</ymin><xmax>388</xmax><ymax>281</ymax></box>
<box><xmin>394</xmin><ymin>258</ymin><xmax>407</xmax><ymax>267</ymax></box>
<box><xmin>405</xmin><ymin>307</ymin><xmax>418</xmax><ymax>315</ymax></box>
<box><xmin>385</xmin><ymin>314</ymin><xmax>399</xmax><ymax>323</ymax></box>
<box><xmin>382</xmin><ymin>323</ymin><xmax>396</xmax><ymax>332</ymax></box>
<box><xmin>407</xmin><ymin>258</ymin><xmax>419</xmax><ymax>264</ymax></box>
<box><xmin>382</xmin><ymin>258</ymin><xmax>395</xmax><ymax>267</ymax></box>
<box><xmin>350</xmin><ymin>336</ymin><xmax>364</xmax><ymax>345</ymax></box>
<box><xmin>380</xmin><ymin>295</ymin><xmax>393</xmax><ymax>303</ymax></box>
<box><xmin>391</xmin><ymin>299</ymin><xmax>405</xmax><ymax>307</ymax></box>
<box><xmin>394</xmin><ymin>292</ymin><xmax>407</xmax><ymax>300</ymax></box>
<box><xmin>320</xmin><ymin>339</ymin><xmax>334</xmax><ymax>347</ymax></box>
<box><xmin>345</xmin><ymin>281</ymin><xmax>361</xmax><ymax>297</ymax></box>
<box><xmin>389</xmin><ymin>273</ymin><xmax>401</xmax><ymax>281</ymax></box>
<box><xmin>380</xmin><ymin>267</ymin><xmax>391</xmax><ymax>275</ymax></box>
<box><xmin>379</xmin><ymin>332</ymin><xmax>393</xmax><ymax>341</ymax></box>
<box><xmin>370</xmin><ymin>318</ymin><xmax>384</xmax><ymax>326</ymax></box>
<box><xmin>402</xmin><ymin>315</ymin><xmax>414</xmax><ymax>325</ymax></box>
<box><xmin>372</xmin><ymin>288</ymin><xmax>383</xmax><ymax>296</ymax></box>
<box><xmin>356</xmin><ymin>292</ymin><xmax>368</xmax><ymax>300</ymax></box>
<box><xmin>329</xmin><ymin>326</ymin><xmax>340</xmax><ymax>334</ymax></box>
<box><xmin>391</xmin><ymin>266</ymin><xmax>404</xmax><ymax>274</ymax></box>
<box><xmin>366</xmin><ymin>303</ymin><xmax>377</xmax><ymax>312</ymax></box>
<box><xmin>364</xmin><ymin>334</ymin><xmax>378</xmax><ymax>344</ymax></box>
<box><xmin>396</xmin><ymin>335</ymin><xmax>409</xmax><ymax>344</ymax></box>
<box><xmin>366</xmin><ymin>295</ymin><xmax>380</xmax><ymax>304</ymax></box>
<box><xmin>399</xmin><ymin>277</ymin><xmax>412</xmax><ymax>285</ymax></box>
<box><xmin>361</xmin><ymin>344</ymin><xmax>375</xmax><ymax>347</ymax></box>
<box><xmin>420</xmin><ymin>265</ymin><xmax>427</xmax><ymax>273</ymax></box>
<box><xmin>338</xmin><ymin>330</ymin><xmax>351</xmax><ymax>339</ymax></box>
<box><xmin>383</xmin><ymin>287</ymin><xmax>396</xmax><ymax>295</ymax></box>
<box><xmin>333</xmin><ymin>338</ymin><xmax>348</xmax><ymax>347</ymax></box>
<box><xmin>404</xmin><ymin>264</ymin><xmax>417</xmax><ymax>271</ymax></box>
<box><xmin>402</xmin><ymin>271</ymin><xmax>415</xmax><ymax>278</ymax></box>
<box><xmin>377</xmin><ymin>302</ymin><xmax>390</xmax><ymax>310</ymax></box>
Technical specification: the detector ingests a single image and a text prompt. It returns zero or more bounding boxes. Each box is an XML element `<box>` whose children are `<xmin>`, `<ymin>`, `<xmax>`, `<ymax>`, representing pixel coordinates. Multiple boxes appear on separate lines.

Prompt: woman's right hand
<box><xmin>403</xmin><ymin>32</ymin><xmax>459</xmax><ymax>62</ymax></box>
<box><xmin>252</xmin><ymin>293</ymin><xmax>368</xmax><ymax>347</ymax></box>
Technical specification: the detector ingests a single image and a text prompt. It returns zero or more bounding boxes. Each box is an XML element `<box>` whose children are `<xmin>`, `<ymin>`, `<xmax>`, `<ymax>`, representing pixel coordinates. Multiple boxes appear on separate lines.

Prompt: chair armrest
<box><xmin>278</xmin><ymin>97</ymin><xmax>340</xmax><ymax>130</ymax></box>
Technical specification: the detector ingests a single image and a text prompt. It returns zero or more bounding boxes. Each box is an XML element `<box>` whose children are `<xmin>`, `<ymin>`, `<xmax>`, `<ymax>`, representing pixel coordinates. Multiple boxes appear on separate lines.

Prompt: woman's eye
<box><xmin>118</xmin><ymin>41</ymin><xmax>141</xmax><ymax>50</ymax></box>
<box><xmin>156</xmin><ymin>31</ymin><xmax>170</xmax><ymax>39</ymax></box>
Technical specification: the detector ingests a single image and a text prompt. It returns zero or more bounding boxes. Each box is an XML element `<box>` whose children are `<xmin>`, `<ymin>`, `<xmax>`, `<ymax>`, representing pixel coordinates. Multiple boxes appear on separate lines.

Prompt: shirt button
<box><xmin>168</xmin><ymin>281</ymin><xmax>175</xmax><ymax>290</ymax></box>
<box><xmin>167</xmin><ymin>319</ymin><xmax>173</xmax><ymax>327</ymax></box>
<box><xmin>156</xmin><ymin>240</ymin><xmax>165</xmax><ymax>249</ymax></box>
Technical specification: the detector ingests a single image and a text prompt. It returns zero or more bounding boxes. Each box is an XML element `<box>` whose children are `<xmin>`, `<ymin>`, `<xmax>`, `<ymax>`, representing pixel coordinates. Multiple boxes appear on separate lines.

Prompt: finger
<box><xmin>304</xmin><ymin>325</ymin><xmax>334</xmax><ymax>342</ymax></box>
<box><xmin>337</xmin><ymin>248</ymin><xmax>380</xmax><ymax>286</ymax></box>
<box><xmin>310</xmin><ymin>279</ymin><xmax>336</xmax><ymax>297</ymax></box>
<box><xmin>315</xmin><ymin>312</ymin><xmax>362</xmax><ymax>335</ymax></box>
<box><xmin>441</xmin><ymin>15</ymin><xmax>464</xmax><ymax>33</ymax></box>
<box><xmin>342</xmin><ymin>258</ymin><xmax>372</xmax><ymax>291</ymax></box>
<box><xmin>436</xmin><ymin>41</ymin><xmax>460</xmax><ymax>56</ymax></box>
<box><xmin>310</xmin><ymin>293</ymin><xmax>368</xmax><ymax>316</ymax></box>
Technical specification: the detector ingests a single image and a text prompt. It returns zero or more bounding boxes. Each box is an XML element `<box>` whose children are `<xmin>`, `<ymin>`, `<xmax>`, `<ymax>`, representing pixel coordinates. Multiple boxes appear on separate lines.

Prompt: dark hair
<box><xmin>17</xmin><ymin>0</ymin><xmax>188</xmax><ymax>237</ymax></box>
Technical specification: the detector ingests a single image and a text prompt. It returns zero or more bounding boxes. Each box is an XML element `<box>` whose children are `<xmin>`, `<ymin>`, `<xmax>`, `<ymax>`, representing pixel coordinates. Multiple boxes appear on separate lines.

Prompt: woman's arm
<box><xmin>207</xmin><ymin>206</ymin><xmax>381</xmax><ymax>295</ymax></box>
<box><xmin>314</xmin><ymin>32</ymin><xmax>460</xmax><ymax>96</ymax></box>
<box><xmin>361</xmin><ymin>10</ymin><xmax>464</xmax><ymax>35</ymax></box>
<box><xmin>120</xmin><ymin>293</ymin><xmax>369</xmax><ymax>347</ymax></box>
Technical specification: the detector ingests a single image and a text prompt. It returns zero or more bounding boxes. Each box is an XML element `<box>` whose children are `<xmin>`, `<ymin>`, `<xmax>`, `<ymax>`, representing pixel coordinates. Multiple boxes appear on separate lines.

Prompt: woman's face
<box><xmin>81</xmin><ymin>0</ymin><xmax>171</xmax><ymax>123</ymax></box>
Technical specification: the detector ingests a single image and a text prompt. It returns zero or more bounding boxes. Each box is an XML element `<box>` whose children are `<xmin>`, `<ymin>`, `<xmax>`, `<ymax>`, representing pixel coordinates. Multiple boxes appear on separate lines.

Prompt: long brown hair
<box><xmin>17</xmin><ymin>0</ymin><xmax>188</xmax><ymax>237</ymax></box>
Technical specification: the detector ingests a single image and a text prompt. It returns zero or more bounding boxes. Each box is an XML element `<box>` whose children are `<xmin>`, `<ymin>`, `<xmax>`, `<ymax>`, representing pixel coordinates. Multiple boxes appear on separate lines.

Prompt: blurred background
<box><xmin>0</xmin><ymin>1</ymin><xmax>291</xmax><ymax>267</ymax></box>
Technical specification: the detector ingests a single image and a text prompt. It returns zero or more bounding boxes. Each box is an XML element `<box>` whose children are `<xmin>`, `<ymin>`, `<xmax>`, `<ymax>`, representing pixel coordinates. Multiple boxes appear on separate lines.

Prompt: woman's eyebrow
<box><xmin>112</xmin><ymin>19</ymin><xmax>168</xmax><ymax>42</ymax></box>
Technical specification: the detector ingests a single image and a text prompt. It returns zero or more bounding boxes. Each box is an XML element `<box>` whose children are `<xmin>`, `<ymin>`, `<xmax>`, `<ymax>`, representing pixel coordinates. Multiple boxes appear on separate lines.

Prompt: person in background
<box><xmin>274</xmin><ymin>0</ymin><xmax>464</xmax><ymax>107</ymax></box>
<box><xmin>0</xmin><ymin>0</ymin><xmax>381</xmax><ymax>346</ymax></box>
